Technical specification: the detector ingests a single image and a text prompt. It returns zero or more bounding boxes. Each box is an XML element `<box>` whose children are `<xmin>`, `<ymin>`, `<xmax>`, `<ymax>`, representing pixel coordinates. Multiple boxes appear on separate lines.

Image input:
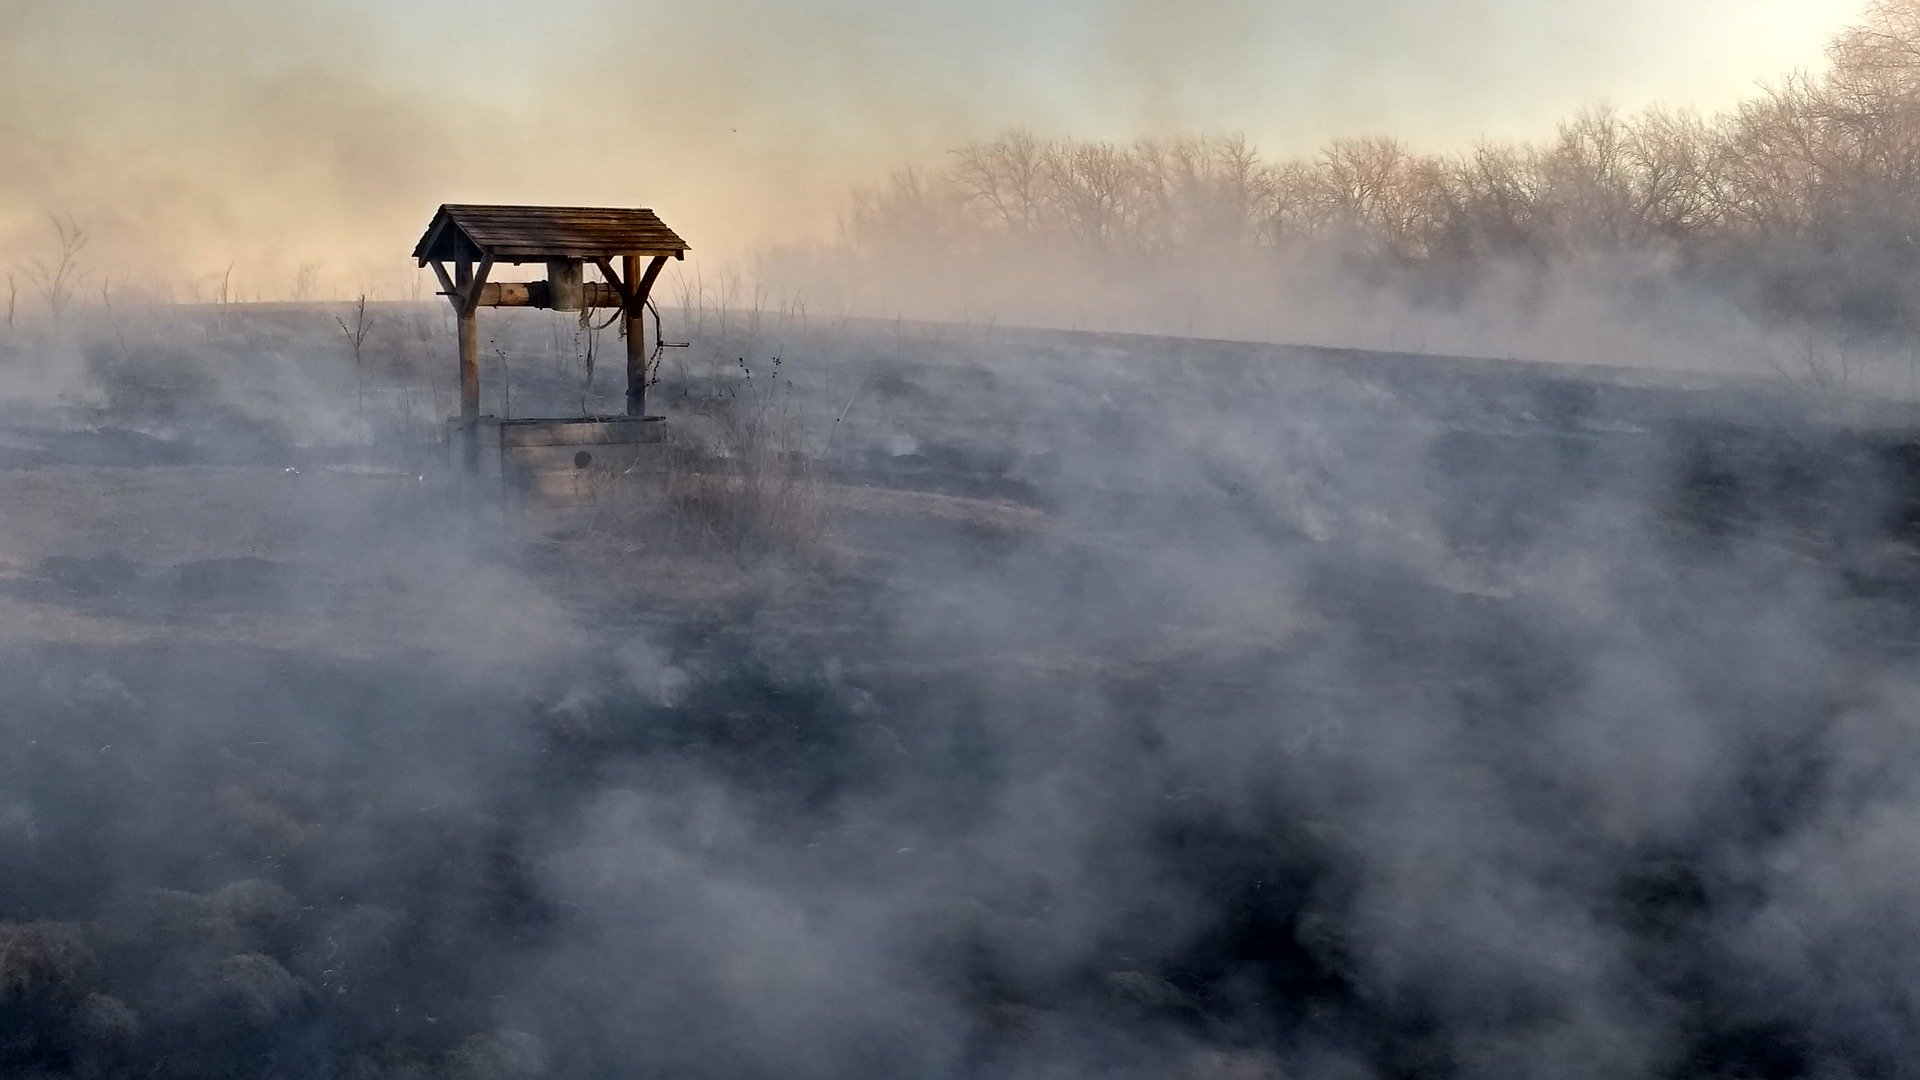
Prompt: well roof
<box><xmin>413</xmin><ymin>204</ymin><xmax>689</xmax><ymax>264</ymax></box>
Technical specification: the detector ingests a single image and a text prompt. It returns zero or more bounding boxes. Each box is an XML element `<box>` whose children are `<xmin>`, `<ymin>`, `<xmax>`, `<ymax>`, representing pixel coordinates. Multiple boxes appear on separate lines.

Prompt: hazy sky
<box><xmin>0</xmin><ymin>0</ymin><xmax>1865</xmax><ymax>294</ymax></box>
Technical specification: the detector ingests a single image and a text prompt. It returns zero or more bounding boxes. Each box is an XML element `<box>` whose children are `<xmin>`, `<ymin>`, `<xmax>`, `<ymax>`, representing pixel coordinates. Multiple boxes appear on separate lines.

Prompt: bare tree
<box><xmin>845</xmin><ymin>166</ymin><xmax>967</xmax><ymax>252</ymax></box>
<box><xmin>1441</xmin><ymin>142</ymin><xmax>1545</xmax><ymax>260</ymax></box>
<box><xmin>1139</xmin><ymin>135</ymin><xmax>1274</xmax><ymax>250</ymax></box>
<box><xmin>1262</xmin><ymin>159</ymin><xmax>1331</xmax><ymax>243</ymax></box>
<box><xmin>494</xmin><ymin>341</ymin><xmax>513</xmax><ymax>421</ymax></box>
<box><xmin>99</xmin><ymin>277</ymin><xmax>128</xmax><ymax>355</ymax></box>
<box><xmin>20</xmin><ymin>215</ymin><xmax>88</xmax><ymax>320</ymax></box>
<box><xmin>1715</xmin><ymin>76</ymin><xmax>1829</xmax><ymax>234</ymax></box>
<box><xmin>335</xmin><ymin>293</ymin><xmax>376</xmax><ymax>361</ymax></box>
<box><xmin>336</xmin><ymin>295</ymin><xmax>376</xmax><ymax>429</ymax></box>
<box><xmin>1624</xmin><ymin>107</ymin><xmax>1718</xmax><ymax>241</ymax></box>
<box><xmin>953</xmin><ymin>130</ymin><xmax>1053</xmax><ymax>237</ymax></box>
<box><xmin>1535</xmin><ymin>105</ymin><xmax>1642</xmax><ymax>250</ymax></box>
<box><xmin>814</xmin><ymin>0</ymin><xmax>1920</xmax><ymax>347</ymax></box>
<box><xmin>213</xmin><ymin>262</ymin><xmax>235</xmax><ymax>335</ymax></box>
<box><xmin>1315</xmin><ymin>137</ymin><xmax>1447</xmax><ymax>260</ymax></box>
<box><xmin>1816</xmin><ymin>1</ymin><xmax>1920</xmax><ymax>234</ymax></box>
<box><xmin>290</xmin><ymin>262</ymin><xmax>322</xmax><ymax>303</ymax></box>
<box><xmin>1043</xmin><ymin>140</ymin><xmax>1146</xmax><ymax>250</ymax></box>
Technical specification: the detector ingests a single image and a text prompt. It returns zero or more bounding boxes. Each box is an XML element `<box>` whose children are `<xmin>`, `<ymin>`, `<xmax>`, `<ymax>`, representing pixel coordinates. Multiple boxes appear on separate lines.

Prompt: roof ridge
<box><xmin>413</xmin><ymin>204</ymin><xmax>690</xmax><ymax>263</ymax></box>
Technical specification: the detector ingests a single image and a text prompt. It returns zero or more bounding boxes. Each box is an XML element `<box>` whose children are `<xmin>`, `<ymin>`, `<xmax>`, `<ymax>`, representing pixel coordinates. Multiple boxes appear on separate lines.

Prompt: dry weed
<box><xmin>578</xmin><ymin>356</ymin><xmax>827</xmax><ymax>555</ymax></box>
<box><xmin>0</xmin><ymin>921</ymin><xmax>91</xmax><ymax>1002</ymax></box>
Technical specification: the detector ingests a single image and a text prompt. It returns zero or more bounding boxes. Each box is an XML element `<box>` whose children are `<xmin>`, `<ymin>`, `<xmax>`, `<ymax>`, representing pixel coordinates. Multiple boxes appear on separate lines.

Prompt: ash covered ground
<box><xmin>3</xmin><ymin>307</ymin><xmax>1920</xmax><ymax>1079</ymax></box>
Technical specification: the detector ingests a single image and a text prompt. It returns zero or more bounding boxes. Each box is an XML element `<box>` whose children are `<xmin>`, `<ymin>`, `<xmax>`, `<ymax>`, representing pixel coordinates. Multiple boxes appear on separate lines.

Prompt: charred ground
<box><xmin>2</xmin><ymin>311</ymin><xmax>1919</xmax><ymax>1079</ymax></box>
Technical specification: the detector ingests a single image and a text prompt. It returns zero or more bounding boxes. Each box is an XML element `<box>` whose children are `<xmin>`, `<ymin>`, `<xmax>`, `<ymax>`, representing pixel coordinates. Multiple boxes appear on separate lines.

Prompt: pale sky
<box><xmin>0</xmin><ymin>0</ymin><xmax>1866</xmax><ymax>293</ymax></box>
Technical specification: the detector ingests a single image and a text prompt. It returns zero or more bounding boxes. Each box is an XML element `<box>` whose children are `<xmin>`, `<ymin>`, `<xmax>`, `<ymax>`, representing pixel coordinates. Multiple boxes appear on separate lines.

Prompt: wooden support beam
<box><xmin>624</xmin><ymin>255</ymin><xmax>647</xmax><ymax>416</ymax></box>
<box><xmin>622</xmin><ymin>255</ymin><xmax>670</xmax><ymax>417</ymax></box>
<box><xmin>429</xmin><ymin>261</ymin><xmax>459</xmax><ymax>311</ymax></box>
<box><xmin>459</xmin><ymin>257</ymin><xmax>495</xmax><ymax>317</ymax></box>
<box><xmin>634</xmin><ymin>255</ymin><xmax>669</xmax><ymax>306</ymax></box>
<box><xmin>457</xmin><ymin>259</ymin><xmax>481</xmax><ymax>471</ymax></box>
<box><xmin>592</xmin><ymin>257</ymin><xmax>634</xmax><ymax>309</ymax></box>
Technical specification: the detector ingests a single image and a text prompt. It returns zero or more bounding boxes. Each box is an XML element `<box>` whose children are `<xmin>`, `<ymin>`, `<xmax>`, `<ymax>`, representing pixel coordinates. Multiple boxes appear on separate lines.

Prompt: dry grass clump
<box><xmin>211</xmin><ymin>878</ymin><xmax>299</xmax><ymax>932</ymax></box>
<box><xmin>642</xmin><ymin>356</ymin><xmax>827</xmax><ymax>553</ymax></box>
<box><xmin>1183</xmin><ymin>1049</ymin><xmax>1286</xmax><ymax>1080</ymax></box>
<box><xmin>0</xmin><ymin>921</ymin><xmax>91</xmax><ymax>1002</ymax></box>
<box><xmin>444</xmin><ymin>1030</ymin><xmax>550</xmax><ymax>1080</ymax></box>
<box><xmin>73</xmin><ymin>990</ymin><xmax>142</xmax><ymax>1046</ymax></box>
<box><xmin>539</xmin><ymin>687</ymin><xmax>611</xmax><ymax>747</ymax></box>
<box><xmin>109</xmin><ymin>881</ymin><xmax>293</xmax><ymax>960</ymax></box>
<box><xmin>193</xmin><ymin>952</ymin><xmax>308</xmax><ymax>1028</ymax></box>
<box><xmin>211</xmin><ymin>778</ymin><xmax>315</xmax><ymax>854</ymax></box>
<box><xmin>659</xmin><ymin>434</ymin><xmax>823</xmax><ymax>553</ymax></box>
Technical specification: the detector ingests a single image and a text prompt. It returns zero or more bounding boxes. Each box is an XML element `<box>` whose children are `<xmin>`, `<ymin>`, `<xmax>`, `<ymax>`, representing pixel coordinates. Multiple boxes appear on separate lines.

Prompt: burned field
<box><xmin>3</xmin><ymin>312</ymin><xmax>1920</xmax><ymax>1079</ymax></box>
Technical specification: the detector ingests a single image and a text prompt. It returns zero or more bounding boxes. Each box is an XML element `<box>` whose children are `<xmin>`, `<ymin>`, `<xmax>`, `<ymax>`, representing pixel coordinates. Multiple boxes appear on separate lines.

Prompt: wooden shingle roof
<box><xmin>413</xmin><ymin>204</ymin><xmax>689</xmax><ymax>264</ymax></box>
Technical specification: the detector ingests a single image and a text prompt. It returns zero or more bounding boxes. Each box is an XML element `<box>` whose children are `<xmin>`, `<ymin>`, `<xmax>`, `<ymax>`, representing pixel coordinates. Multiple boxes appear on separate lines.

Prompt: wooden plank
<box><xmin>498</xmin><ymin>417</ymin><xmax>664</xmax><ymax>447</ymax></box>
<box><xmin>488</xmin><ymin>246</ymin><xmax>687</xmax><ymax>261</ymax></box>
<box><xmin>633</xmin><ymin>255</ymin><xmax>669</xmax><ymax>305</ymax></box>
<box><xmin>515</xmin><ymin>469</ymin><xmax>656</xmax><ymax>502</ymax></box>
<box><xmin>428</xmin><ymin>261</ymin><xmax>460</xmax><ymax>311</ymax></box>
<box><xmin>460</xmin><ymin>257</ymin><xmax>495</xmax><ymax>317</ymax></box>
<box><xmin>437</xmin><ymin>205</ymin><xmax>690</xmax><ymax>257</ymax></box>
<box><xmin>592</xmin><ymin>257</ymin><xmax>634</xmax><ymax>308</ymax></box>
<box><xmin>503</xmin><ymin>443</ymin><xmax>655</xmax><ymax>473</ymax></box>
<box><xmin>473</xmin><ymin>281</ymin><xmax>623</xmax><ymax>308</ymax></box>
<box><xmin>416</xmin><ymin>205</ymin><xmax>692</xmax><ymax>264</ymax></box>
<box><xmin>412</xmin><ymin>210</ymin><xmax>455</xmax><ymax>263</ymax></box>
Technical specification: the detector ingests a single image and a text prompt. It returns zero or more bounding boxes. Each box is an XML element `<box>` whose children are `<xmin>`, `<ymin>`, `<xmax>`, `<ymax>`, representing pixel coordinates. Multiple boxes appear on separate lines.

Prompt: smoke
<box><xmin>7</xmin><ymin>292</ymin><xmax>1920</xmax><ymax>1076</ymax></box>
<box><xmin>7</xmin><ymin>4</ymin><xmax>1920</xmax><ymax>1076</ymax></box>
<box><xmin>0</xmin><ymin>0</ymin><xmax>1856</xmax><ymax>298</ymax></box>
<box><xmin>757</xmin><ymin>242</ymin><xmax>1861</xmax><ymax>383</ymax></box>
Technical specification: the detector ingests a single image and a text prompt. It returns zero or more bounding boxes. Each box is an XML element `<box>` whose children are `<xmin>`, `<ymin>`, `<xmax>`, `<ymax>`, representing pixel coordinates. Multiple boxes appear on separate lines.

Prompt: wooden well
<box><xmin>411</xmin><ymin>204</ymin><xmax>689</xmax><ymax>471</ymax></box>
<box><xmin>451</xmin><ymin>415</ymin><xmax>666</xmax><ymax>500</ymax></box>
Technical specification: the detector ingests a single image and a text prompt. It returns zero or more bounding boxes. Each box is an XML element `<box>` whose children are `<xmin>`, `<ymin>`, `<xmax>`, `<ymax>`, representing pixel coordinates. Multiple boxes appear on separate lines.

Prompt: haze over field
<box><xmin>0</xmin><ymin>0</ymin><xmax>1860</xmax><ymax>289</ymax></box>
<box><xmin>17</xmin><ymin>5</ymin><xmax>1920</xmax><ymax>1079</ymax></box>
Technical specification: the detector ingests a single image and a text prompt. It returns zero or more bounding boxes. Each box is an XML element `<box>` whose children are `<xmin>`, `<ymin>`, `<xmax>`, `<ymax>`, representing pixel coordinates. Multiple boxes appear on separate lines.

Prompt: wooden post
<box><xmin>623</xmin><ymin>255</ymin><xmax>647</xmax><ymax>417</ymax></box>
<box><xmin>457</xmin><ymin>259</ymin><xmax>480</xmax><ymax>470</ymax></box>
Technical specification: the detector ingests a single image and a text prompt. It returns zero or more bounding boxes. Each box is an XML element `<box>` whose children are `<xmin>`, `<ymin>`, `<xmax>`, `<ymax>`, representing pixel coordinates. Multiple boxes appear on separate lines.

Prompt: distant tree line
<box><xmin>838</xmin><ymin>1</ymin><xmax>1920</xmax><ymax>338</ymax></box>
